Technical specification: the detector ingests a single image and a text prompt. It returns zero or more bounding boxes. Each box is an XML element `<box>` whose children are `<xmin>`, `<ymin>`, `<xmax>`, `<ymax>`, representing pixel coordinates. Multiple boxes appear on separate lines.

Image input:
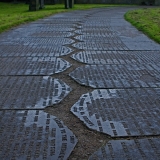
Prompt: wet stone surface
<box><xmin>123</xmin><ymin>41</ymin><xmax>160</xmax><ymax>50</ymax></box>
<box><xmin>0</xmin><ymin>45</ymin><xmax>72</xmax><ymax>57</ymax></box>
<box><xmin>0</xmin><ymin>110</ymin><xmax>77</xmax><ymax>160</ymax></box>
<box><xmin>0</xmin><ymin>76</ymin><xmax>71</xmax><ymax>109</ymax></box>
<box><xmin>74</xmin><ymin>35</ymin><xmax>122</xmax><ymax>42</ymax></box>
<box><xmin>89</xmin><ymin>138</ymin><xmax>160</xmax><ymax>160</ymax></box>
<box><xmin>38</xmin><ymin>27</ymin><xmax>75</xmax><ymax>32</ymax></box>
<box><xmin>72</xmin><ymin>42</ymin><xmax>129</xmax><ymax>51</ymax></box>
<box><xmin>70</xmin><ymin>64</ymin><xmax>160</xmax><ymax>88</ymax></box>
<box><xmin>71</xmin><ymin>50</ymin><xmax>160</xmax><ymax>64</ymax></box>
<box><xmin>0</xmin><ymin>37</ymin><xmax>74</xmax><ymax>46</ymax></box>
<box><xmin>71</xmin><ymin>89</ymin><xmax>160</xmax><ymax>137</ymax></box>
<box><xmin>0</xmin><ymin>57</ymin><xmax>71</xmax><ymax>76</ymax></box>
<box><xmin>74</xmin><ymin>29</ymin><xmax>117</xmax><ymax>36</ymax></box>
<box><xmin>29</xmin><ymin>31</ymin><xmax>74</xmax><ymax>38</ymax></box>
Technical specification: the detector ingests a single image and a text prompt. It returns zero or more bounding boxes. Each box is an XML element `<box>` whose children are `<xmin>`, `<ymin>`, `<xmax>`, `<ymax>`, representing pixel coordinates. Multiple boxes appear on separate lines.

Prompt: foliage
<box><xmin>125</xmin><ymin>8</ymin><xmax>160</xmax><ymax>44</ymax></box>
<box><xmin>0</xmin><ymin>2</ymin><xmax>131</xmax><ymax>33</ymax></box>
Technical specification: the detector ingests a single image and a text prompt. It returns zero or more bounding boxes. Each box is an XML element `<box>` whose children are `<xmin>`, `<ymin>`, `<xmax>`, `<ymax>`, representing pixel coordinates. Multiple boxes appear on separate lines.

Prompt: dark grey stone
<box><xmin>69</xmin><ymin>64</ymin><xmax>160</xmax><ymax>88</ymax></box>
<box><xmin>71</xmin><ymin>50</ymin><xmax>160</xmax><ymax>64</ymax></box>
<box><xmin>0</xmin><ymin>57</ymin><xmax>71</xmax><ymax>75</ymax></box>
<box><xmin>89</xmin><ymin>138</ymin><xmax>160</xmax><ymax>160</ymax></box>
<box><xmin>71</xmin><ymin>89</ymin><xmax>160</xmax><ymax>137</ymax></box>
<box><xmin>0</xmin><ymin>45</ymin><xmax>72</xmax><ymax>57</ymax></box>
<box><xmin>0</xmin><ymin>37</ymin><xmax>74</xmax><ymax>46</ymax></box>
<box><xmin>72</xmin><ymin>42</ymin><xmax>129</xmax><ymax>51</ymax></box>
<box><xmin>0</xmin><ymin>76</ymin><xmax>71</xmax><ymax>109</ymax></box>
<box><xmin>0</xmin><ymin>110</ymin><xmax>77</xmax><ymax>160</ymax></box>
<box><xmin>74</xmin><ymin>35</ymin><xmax>122</xmax><ymax>42</ymax></box>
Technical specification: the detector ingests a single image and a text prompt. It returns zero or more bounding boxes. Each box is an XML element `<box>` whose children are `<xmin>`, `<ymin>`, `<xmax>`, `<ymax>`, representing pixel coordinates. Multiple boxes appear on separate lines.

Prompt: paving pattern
<box><xmin>29</xmin><ymin>31</ymin><xmax>74</xmax><ymax>38</ymax></box>
<box><xmin>0</xmin><ymin>37</ymin><xmax>74</xmax><ymax>45</ymax></box>
<box><xmin>0</xmin><ymin>6</ymin><xmax>160</xmax><ymax>159</ymax></box>
<box><xmin>71</xmin><ymin>89</ymin><xmax>160</xmax><ymax>137</ymax></box>
<box><xmin>70</xmin><ymin>64</ymin><xmax>160</xmax><ymax>88</ymax></box>
<box><xmin>0</xmin><ymin>45</ymin><xmax>72</xmax><ymax>57</ymax></box>
<box><xmin>0</xmin><ymin>110</ymin><xmax>77</xmax><ymax>160</ymax></box>
<box><xmin>89</xmin><ymin>138</ymin><xmax>160</xmax><ymax>160</ymax></box>
<box><xmin>0</xmin><ymin>8</ymin><xmax>80</xmax><ymax>159</ymax></box>
<box><xmin>72</xmin><ymin>42</ymin><xmax>129</xmax><ymax>50</ymax></box>
<box><xmin>0</xmin><ymin>76</ymin><xmax>71</xmax><ymax>109</ymax></box>
<box><xmin>71</xmin><ymin>50</ymin><xmax>160</xmax><ymax>64</ymax></box>
<box><xmin>0</xmin><ymin>57</ymin><xmax>71</xmax><ymax>75</ymax></box>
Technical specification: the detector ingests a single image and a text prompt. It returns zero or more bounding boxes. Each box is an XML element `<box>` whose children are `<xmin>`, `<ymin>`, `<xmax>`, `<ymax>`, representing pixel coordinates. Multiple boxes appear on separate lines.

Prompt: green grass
<box><xmin>125</xmin><ymin>8</ymin><xmax>160</xmax><ymax>44</ymax></box>
<box><xmin>0</xmin><ymin>2</ymin><xmax>122</xmax><ymax>33</ymax></box>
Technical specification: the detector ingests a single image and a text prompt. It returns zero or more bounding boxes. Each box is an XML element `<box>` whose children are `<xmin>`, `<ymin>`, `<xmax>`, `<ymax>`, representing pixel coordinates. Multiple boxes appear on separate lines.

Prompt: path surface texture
<box><xmin>0</xmin><ymin>7</ymin><xmax>160</xmax><ymax>160</ymax></box>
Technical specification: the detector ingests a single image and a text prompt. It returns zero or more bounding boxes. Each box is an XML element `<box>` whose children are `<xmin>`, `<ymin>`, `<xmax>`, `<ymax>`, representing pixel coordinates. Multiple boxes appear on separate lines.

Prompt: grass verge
<box><xmin>0</xmin><ymin>2</ymin><xmax>124</xmax><ymax>33</ymax></box>
<box><xmin>125</xmin><ymin>8</ymin><xmax>160</xmax><ymax>44</ymax></box>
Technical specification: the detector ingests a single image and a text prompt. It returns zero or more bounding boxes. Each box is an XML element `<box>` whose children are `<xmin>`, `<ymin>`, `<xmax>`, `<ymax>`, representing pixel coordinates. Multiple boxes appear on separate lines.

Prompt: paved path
<box><xmin>0</xmin><ymin>7</ymin><xmax>160</xmax><ymax>160</ymax></box>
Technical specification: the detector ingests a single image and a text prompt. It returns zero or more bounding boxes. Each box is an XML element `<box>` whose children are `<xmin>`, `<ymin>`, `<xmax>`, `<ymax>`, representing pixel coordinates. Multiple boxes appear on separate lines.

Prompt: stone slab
<box><xmin>0</xmin><ymin>57</ymin><xmax>71</xmax><ymax>75</ymax></box>
<box><xmin>123</xmin><ymin>41</ymin><xmax>160</xmax><ymax>50</ymax></box>
<box><xmin>74</xmin><ymin>35</ymin><xmax>122</xmax><ymax>42</ymax></box>
<box><xmin>0</xmin><ymin>110</ymin><xmax>77</xmax><ymax>160</ymax></box>
<box><xmin>75</xmin><ymin>29</ymin><xmax>117</xmax><ymax>35</ymax></box>
<box><xmin>72</xmin><ymin>42</ymin><xmax>129</xmax><ymax>50</ymax></box>
<box><xmin>71</xmin><ymin>50</ymin><xmax>160</xmax><ymax>64</ymax></box>
<box><xmin>69</xmin><ymin>64</ymin><xmax>160</xmax><ymax>88</ymax></box>
<box><xmin>0</xmin><ymin>37</ymin><xmax>74</xmax><ymax>46</ymax></box>
<box><xmin>89</xmin><ymin>138</ymin><xmax>160</xmax><ymax>160</ymax></box>
<box><xmin>0</xmin><ymin>76</ymin><xmax>71</xmax><ymax>109</ymax></box>
<box><xmin>0</xmin><ymin>45</ymin><xmax>72</xmax><ymax>57</ymax></box>
<box><xmin>29</xmin><ymin>31</ymin><xmax>74</xmax><ymax>38</ymax></box>
<box><xmin>71</xmin><ymin>89</ymin><xmax>160</xmax><ymax>137</ymax></box>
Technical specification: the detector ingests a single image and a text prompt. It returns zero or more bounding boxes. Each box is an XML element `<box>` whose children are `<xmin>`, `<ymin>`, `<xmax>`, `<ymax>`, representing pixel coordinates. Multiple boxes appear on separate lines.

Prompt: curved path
<box><xmin>0</xmin><ymin>7</ymin><xmax>160</xmax><ymax>160</ymax></box>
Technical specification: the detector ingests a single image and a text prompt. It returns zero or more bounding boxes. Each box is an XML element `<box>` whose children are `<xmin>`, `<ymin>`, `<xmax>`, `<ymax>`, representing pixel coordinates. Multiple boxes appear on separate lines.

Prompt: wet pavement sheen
<box><xmin>0</xmin><ymin>6</ymin><xmax>160</xmax><ymax>160</ymax></box>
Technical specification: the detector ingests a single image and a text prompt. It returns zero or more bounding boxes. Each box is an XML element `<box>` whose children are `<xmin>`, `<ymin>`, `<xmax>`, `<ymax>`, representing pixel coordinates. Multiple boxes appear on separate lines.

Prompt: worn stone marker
<box><xmin>69</xmin><ymin>0</ymin><xmax>74</xmax><ymax>8</ymax></box>
<box><xmin>39</xmin><ymin>0</ymin><xmax>45</xmax><ymax>9</ymax></box>
<box><xmin>29</xmin><ymin>0</ymin><xmax>39</xmax><ymax>11</ymax></box>
<box><xmin>29</xmin><ymin>0</ymin><xmax>45</xmax><ymax>11</ymax></box>
<box><xmin>65</xmin><ymin>0</ymin><xmax>69</xmax><ymax>9</ymax></box>
<box><xmin>65</xmin><ymin>0</ymin><xmax>74</xmax><ymax>9</ymax></box>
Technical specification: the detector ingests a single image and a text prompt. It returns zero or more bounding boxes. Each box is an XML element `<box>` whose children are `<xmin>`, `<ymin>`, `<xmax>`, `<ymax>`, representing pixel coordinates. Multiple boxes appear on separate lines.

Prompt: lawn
<box><xmin>0</xmin><ymin>2</ymin><xmax>118</xmax><ymax>33</ymax></box>
<box><xmin>125</xmin><ymin>8</ymin><xmax>160</xmax><ymax>43</ymax></box>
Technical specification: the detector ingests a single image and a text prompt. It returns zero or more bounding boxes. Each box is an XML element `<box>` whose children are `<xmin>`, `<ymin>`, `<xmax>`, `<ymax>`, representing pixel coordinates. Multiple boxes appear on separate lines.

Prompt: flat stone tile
<box><xmin>71</xmin><ymin>89</ymin><xmax>160</xmax><ymax>137</ymax></box>
<box><xmin>89</xmin><ymin>138</ymin><xmax>160</xmax><ymax>160</ymax></box>
<box><xmin>123</xmin><ymin>41</ymin><xmax>160</xmax><ymax>50</ymax></box>
<box><xmin>27</xmin><ymin>23</ymin><xmax>76</xmax><ymax>28</ymax></box>
<box><xmin>113</xmin><ymin>26</ymin><xmax>152</xmax><ymax>41</ymax></box>
<box><xmin>71</xmin><ymin>50</ymin><xmax>160</xmax><ymax>64</ymax></box>
<box><xmin>29</xmin><ymin>31</ymin><xmax>74</xmax><ymax>38</ymax></box>
<box><xmin>0</xmin><ymin>76</ymin><xmax>71</xmax><ymax>109</ymax></box>
<box><xmin>0</xmin><ymin>110</ymin><xmax>77</xmax><ymax>160</ymax></box>
<box><xmin>0</xmin><ymin>45</ymin><xmax>72</xmax><ymax>57</ymax></box>
<box><xmin>74</xmin><ymin>35</ymin><xmax>122</xmax><ymax>42</ymax></box>
<box><xmin>72</xmin><ymin>42</ymin><xmax>129</xmax><ymax>51</ymax></box>
<box><xmin>0</xmin><ymin>37</ymin><xmax>74</xmax><ymax>46</ymax></box>
<box><xmin>14</xmin><ymin>24</ymin><xmax>74</xmax><ymax>32</ymax></box>
<box><xmin>75</xmin><ymin>29</ymin><xmax>117</xmax><ymax>35</ymax></box>
<box><xmin>0</xmin><ymin>57</ymin><xmax>71</xmax><ymax>75</ymax></box>
<box><xmin>69</xmin><ymin>64</ymin><xmax>160</xmax><ymax>88</ymax></box>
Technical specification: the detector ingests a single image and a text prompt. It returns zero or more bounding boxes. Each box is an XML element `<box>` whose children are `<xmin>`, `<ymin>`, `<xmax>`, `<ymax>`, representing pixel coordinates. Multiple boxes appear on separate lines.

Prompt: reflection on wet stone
<box><xmin>89</xmin><ymin>138</ymin><xmax>160</xmax><ymax>160</ymax></box>
<box><xmin>72</xmin><ymin>42</ymin><xmax>129</xmax><ymax>50</ymax></box>
<box><xmin>0</xmin><ymin>57</ymin><xmax>71</xmax><ymax>75</ymax></box>
<box><xmin>70</xmin><ymin>64</ymin><xmax>160</xmax><ymax>88</ymax></box>
<box><xmin>71</xmin><ymin>89</ymin><xmax>160</xmax><ymax>137</ymax></box>
<box><xmin>0</xmin><ymin>37</ymin><xmax>74</xmax><ymax>45</ymax></box>
<box><xmin>71</xmin><ymin>50</ymin><xmax>160</xmax><ymax>65</ymax></box>
<box><xmin>0</xmin><ymin>76</ymin><xmax>71</xmax><ymax>109</ymax></box>
<box><xmin>0</xmin><ymin>45</ymin><xmax>73</xmax><ymax>57</ymax></box>
<box><xmin>0</xmin><ymin>110</ymin><xmax>77</xmax><ymax>160</ymax></box>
